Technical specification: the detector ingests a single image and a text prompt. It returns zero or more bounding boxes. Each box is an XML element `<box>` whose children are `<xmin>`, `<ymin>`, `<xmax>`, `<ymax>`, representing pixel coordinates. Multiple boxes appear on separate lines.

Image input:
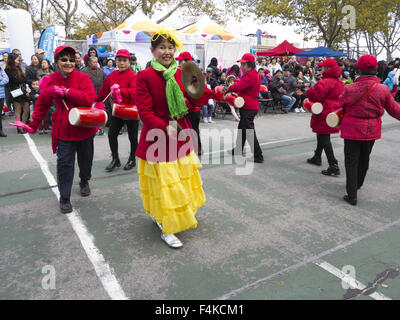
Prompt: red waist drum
<box><xmin>69</xmin><ymin>107</ymin><xmax>107</xmax><ymax>128</ymax></box>
<box><xmin>112</xmin><ymin>103</ymin><xmax>139</xmax><ymax>120</ymax></box>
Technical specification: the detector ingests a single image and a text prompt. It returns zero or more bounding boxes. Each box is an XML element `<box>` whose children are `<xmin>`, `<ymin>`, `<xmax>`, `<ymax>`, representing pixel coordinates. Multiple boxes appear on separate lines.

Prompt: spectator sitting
<box><xmin>304</xmin><ymin>69</ymin><xmax>313</xmax><ymax>85</ymax></box>
<box><xmin>207</xmin><ymin>57</ymin><xmax>222</xmax><ymax>81</ymax></box>
<box><xmin>312</xmin><ymin>71</ymin><xmax>322</xmax><ymax>86</ymax></box>
<box><xmin>103</xmin><ymin>58</ymin><xmax>116</xmax><ymax>77</ymax></box>
<box><xmin>37</xmin><ymin>59</ymin><xmax>54</xmax><ymax>79</ymax></box>
<box><xmin>226</xmin><ymin>64</ymin><xmax>242</xmax><ymax>79</ymax></box>
<box><xmin>267</xmin><ymin>57</ymin><xmax>282</xmax><ymax>76</ymax></box>
<box><xmin>283</xmin><ymin>69</ymin><xmax>299</xmax><ymax>97</ymax></box>
<box><xmin>258</xmin><ymin>68</ymin><xmax>269</xmax><ymax>86</ymax></box>
<box><xmin>268</xmin><ymin>70</ymin><xmax>296</xmax><ymax>114</ymax></box>
<box><xmin>218</xmin><ymin>72</ymin><xmax>227</xmax><ymax>86</ymax></box>
<box><xmin>206</xmin><ymin>67</ymin><xmax>218</xmax><ymax>91</ymax></box>
<box><xmin>292</xmin><ymin>71</ymin><xmax>310</xmax><ymax>112</ymax></box>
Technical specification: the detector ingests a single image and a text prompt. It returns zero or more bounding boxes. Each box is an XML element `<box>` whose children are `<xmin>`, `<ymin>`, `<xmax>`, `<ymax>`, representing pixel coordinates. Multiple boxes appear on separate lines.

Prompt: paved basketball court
<box><xmin>1</xmin><ymin>110</ymin><xmax>400</xmax><ymax>300</ymax></box>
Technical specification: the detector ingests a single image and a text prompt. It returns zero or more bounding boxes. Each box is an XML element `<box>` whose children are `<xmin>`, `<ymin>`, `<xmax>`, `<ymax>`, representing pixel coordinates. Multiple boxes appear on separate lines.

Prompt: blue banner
<box><xmin>38</xmin><ymin>26</ymin><xmax>56</xmax><ymax>64</ymax></box>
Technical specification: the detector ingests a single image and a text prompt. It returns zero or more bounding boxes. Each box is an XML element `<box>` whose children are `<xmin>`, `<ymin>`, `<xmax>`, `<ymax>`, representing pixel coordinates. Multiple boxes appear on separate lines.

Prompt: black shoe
<box><xmin>344</xmin><ymin>195</ymin><xmax>357</xmax><ymax>206</ymax></box>
<box><xmin>253</xmin><ymin>157</ymin><xmax>264</xmax><ymax>163</ymax></box>
<box><xmin>106</xmin><ymin>156</ymin><xmax>121</xmax><ymax>172</ymax></box>
<box><xmin>0</xmin><ymin>130</ymin><xmax>7</xmax><ymax>137</ymax></box>
<box><xmin>79</xmin><ymin>181</ymin><xmax>91</xmax><ymax>197</ymax></box>
<box><xmin>60</xmin><ymin>197</ymin><xmax>72</xmax><ymax>214</ymax></box>
<box><xmin>307</xmin><ymin>155</ymin><xmax>321</xmax><ymax>166</ymax></box>
<box><xmin>321</xmin><ymin>163</ymin><xmax>340</xmax><ymax>176</ymax></box>
<box><xmin>123</xmin><ymin>157</ymin><xmax>136</xmax><ymax>170</ymax></box>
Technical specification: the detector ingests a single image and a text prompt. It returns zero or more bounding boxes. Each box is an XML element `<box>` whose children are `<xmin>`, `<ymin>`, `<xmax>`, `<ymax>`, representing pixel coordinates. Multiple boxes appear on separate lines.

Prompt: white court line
<box><xmin>217</xmin><ymin>216</ymin><xmax>400</xmax><ymax>300</ymax></box>
<box><xmin>203</xmin><ymin>137</ymin><xmax>306</xmax><ymax>157</ymax></box>
<box><xmin>315</xmin><ymin>261</ymin><xmax>391</xmax><ymax>300</ymax></box>
<box><xmin>24</xmin><ymin>134</ymin><xmax>128</xmax><ymax>300</ymax></box>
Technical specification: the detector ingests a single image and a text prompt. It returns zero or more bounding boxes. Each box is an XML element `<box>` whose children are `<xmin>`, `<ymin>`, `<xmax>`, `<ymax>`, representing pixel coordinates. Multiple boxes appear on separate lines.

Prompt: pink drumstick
<box><xmin>9</xmin><ymin>119</ymin><xmax>35</xmax><ymax>133</ymax></box>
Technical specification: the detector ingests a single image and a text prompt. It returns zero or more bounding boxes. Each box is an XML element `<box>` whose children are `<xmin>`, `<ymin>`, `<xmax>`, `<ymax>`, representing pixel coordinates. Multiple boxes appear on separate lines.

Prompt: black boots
<box><xmin>344</xmin><ymin>195</ymin><xmax>357</xmax><ymax>206</ymax></box>
<box><xmin>321</xmin><ymin>162</ymin><xmax>340</xmax><ymax>177</ymax></box>
<box><xmin>106</xmin><ymin>154</ymin><xmax>121</xmax><ymax>172</ymax></box>
<box><xmin>307</xmin><ymin>151</ymin><xmax>322</xmax><ymax>166</ymax></box>
<box><xmin>79</xmin><ymin>180</ymin><xmax>91</xmax><ymax>197</ymax></box>
<box><xmin>60</xmin><ymin>197</ymin><xmax>72</xmax><ymax>214</ymax></box>
<box><xmin>124</xmin><ymin>155</ymin><xmax>136</xmax><ymax>170</ymax></box>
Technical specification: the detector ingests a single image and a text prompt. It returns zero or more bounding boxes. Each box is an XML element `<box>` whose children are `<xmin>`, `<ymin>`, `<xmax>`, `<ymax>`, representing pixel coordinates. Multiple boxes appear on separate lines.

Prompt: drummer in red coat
<box><xmin>135</xmin><ymin>29</ymin><xmax>207</xmax><ymax>248</ymax></box>
<box><xmin>339</xmin><ymin>54</ymin><xmax>400</xmax><ymax>205</ymax></box>
<box><xmin>228</xmin><ymin>53</ymin><xmax>263</xmax><ymax>163</ymax></box>
<box><xmin>27</xmin><ymin>46</ymin><xmax>96</xmax><ymax>214</ymax></box>
<box><xmin>306</xmin><ymin>59</ymin><xmax>344</xmax><ymax>176</ymax></box>
<box><xmin>94</xmin><ymin>49</ymin><xmax>138</xmax><ymax>172</ymax></box>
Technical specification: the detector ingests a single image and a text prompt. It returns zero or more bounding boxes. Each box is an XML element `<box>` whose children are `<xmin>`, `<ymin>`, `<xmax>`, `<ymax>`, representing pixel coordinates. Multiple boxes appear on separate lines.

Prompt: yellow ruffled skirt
<box><xmin>138</xmin><ymin>151</ymin><xmax>206</xmax><ymax>235</ymax></box>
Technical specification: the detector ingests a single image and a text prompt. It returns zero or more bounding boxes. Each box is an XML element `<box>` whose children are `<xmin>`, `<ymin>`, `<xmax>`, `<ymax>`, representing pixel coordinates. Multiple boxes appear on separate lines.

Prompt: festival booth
<box><xmin>182</xmin><ymin>22</ymin><xmax>252</xmax><ymax>70</ymax></box>
<box><xmin>256</xmin><ymin>40</ymin><xmax>305</xmax><ymax>56</ymax></box>
<box><xmin>294</xmin><ymin>46</ymin><xmax>348</xmax><ymax>57</ymax></box>
<box><xmin>87</xmin><ymin>20</ymin><xmax>196</xmax><ymax>69</ymax></box>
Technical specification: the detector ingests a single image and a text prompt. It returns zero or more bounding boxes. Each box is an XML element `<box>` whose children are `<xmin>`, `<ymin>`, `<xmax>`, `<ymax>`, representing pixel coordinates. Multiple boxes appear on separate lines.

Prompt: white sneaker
<box><xmin>161</xmin><ymin>233</ymin><xmax>183</xmax><ymax>248</ymax></box>
<box><xmin>208</xmin><ymin>117</ymin><xmax>213</xmax><ymax>123</ymax></box>
<box><xmin>300</xmin><ymin>107</ymin><xmax>306</xmax><ymax>113</ymax></box>
<box><xmin>203</xmin><ymin>118</ymin><xmax>208</xmax><ymax>123</ymax></box>
<box><xmin>294</xmin><ymin>108</ymin><xmax>300</xmax><ymax>113</ymax></box>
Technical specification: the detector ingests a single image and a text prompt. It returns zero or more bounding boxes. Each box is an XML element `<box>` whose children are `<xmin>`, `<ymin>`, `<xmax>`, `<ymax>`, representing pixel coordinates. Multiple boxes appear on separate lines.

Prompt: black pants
<box><xmin>344</xmin><ymin>139</ymin><xmax>375</xmax><ymax>199</ymax></box>
<box><xmin>56</xmin><ymin>135</ymin><xmax>94</xmax><ymax>200</ymax></box>
<box><xmin>186</xmin><ymin>111</ymin><xmax>201</xmax><ymax>154</ymax></box>
<box><xmin>0</xmin><ymin>98</ymin><xmax>4</xmax><ymax>131</ymax></box>
<box><xmin>314</xmin><ymin>134</ymin><xmax>337</xmax><ymax>165</ymax></box>
<box><xmin>293</xmin><ymin>92</ymin><xmax>307</xmax><ymax>108</ymax></box>
<box><xmin>235</xmin><ymin>109</ymin><xmax>263</xmax><ymax>160</ymax></box>
<box><xmin>108</xmin><ymin>116</ymin><xmax>139</xmax><ymax>157</ymax></box>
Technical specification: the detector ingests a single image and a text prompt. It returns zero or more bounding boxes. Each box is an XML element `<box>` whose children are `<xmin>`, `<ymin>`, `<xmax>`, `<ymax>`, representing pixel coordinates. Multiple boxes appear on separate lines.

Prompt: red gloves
<box><xmin>111</xmin><ymin>84</ymin><xmax>122</xmax><ymax>103</ymax></box>
<box><xmin>47</xmin><ymin>85</ymin><xmax>67</xmax><ymax>98</ymax></box>
<box><xmin>9</xmin><ymin>119</ymin><xmax>37</xmax><ymax>134</ymax></box>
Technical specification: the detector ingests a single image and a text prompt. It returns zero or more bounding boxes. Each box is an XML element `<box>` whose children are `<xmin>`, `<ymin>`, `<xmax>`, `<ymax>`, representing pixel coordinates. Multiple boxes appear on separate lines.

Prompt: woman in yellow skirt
<box><xmin>135</xmin><ymin>29</ymin><xmax>206</xmax><ymax>248</ymax></box>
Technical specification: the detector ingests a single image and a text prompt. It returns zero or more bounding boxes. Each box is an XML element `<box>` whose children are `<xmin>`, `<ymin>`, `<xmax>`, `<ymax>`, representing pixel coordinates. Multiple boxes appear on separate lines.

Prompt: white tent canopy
<box><xmin>86</xmin><ymin>15</ymin><xmax>252</xmax><ymax>71</ymax></box>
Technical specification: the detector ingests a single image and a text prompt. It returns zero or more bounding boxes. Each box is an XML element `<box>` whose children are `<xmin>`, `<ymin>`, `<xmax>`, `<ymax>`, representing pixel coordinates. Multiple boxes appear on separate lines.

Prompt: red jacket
<box><xmin>30</xmin><ymin>70</ymin><xmax>96</xmax><ymax>153</ymax></box>
<box><xmin>135</xmin><ymin>67</ymin><xmax>199</xmax><ymax>162</ymax></box>
<box><xmin>94</xmin><ymin>68</ymin><xmax>136</xmax><ymax>104</ymax></box>
<box><xmin>229</xmin><ymin>69</ymin><xmax>260</xmax><ymax>110</ymax></box>
<box><xmin>306</xmin><ymin>66</ymin><xmax>344</xmax><ymax>134</ymax></box>
<box><xmin>339</xmin><ymin>76</ymin><xmax>400</xmax><ymax>140</ymax></box>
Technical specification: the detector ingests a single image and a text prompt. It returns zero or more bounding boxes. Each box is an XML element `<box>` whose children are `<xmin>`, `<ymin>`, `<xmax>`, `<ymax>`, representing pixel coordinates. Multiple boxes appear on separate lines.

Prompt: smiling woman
<box><xmin>135</xmin><ymin>29</ymin><xmax>206</xmax><ymax>249</ymax></box>
<box><xmin>25</xmin><ymin>46</ymin><xmax>97</xmax><ymax>214</ymax></box>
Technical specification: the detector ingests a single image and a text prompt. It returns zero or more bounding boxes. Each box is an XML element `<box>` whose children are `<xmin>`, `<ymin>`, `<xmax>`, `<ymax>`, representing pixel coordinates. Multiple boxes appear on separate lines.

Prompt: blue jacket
<box><xmin>383</xmin><ymin>71</ymin><xmax>395</xmax><ymax>92</ymax></box>
<box><xmin>0</xmin><ymin>67</ymin><xmax>9</xmax><ymax>98</ymax></box>
<box><xmin>103</xmin><ymin>66</ymin><xmax>116</xmax><ymax>78</ymax></box>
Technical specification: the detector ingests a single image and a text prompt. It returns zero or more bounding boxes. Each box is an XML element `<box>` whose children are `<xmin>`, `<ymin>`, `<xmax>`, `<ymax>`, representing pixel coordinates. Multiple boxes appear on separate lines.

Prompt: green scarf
<box><xmin>151</xmin><ymin>58</ymin><xmax>188</xmax><ymax>119</ymax></box>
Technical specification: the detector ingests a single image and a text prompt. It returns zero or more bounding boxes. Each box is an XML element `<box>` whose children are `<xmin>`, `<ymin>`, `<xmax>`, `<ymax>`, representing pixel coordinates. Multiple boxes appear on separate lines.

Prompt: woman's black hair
<box><xmin>209</xmin><ymin>57</ymin><xmax>218</xmax><ymax>67</ymax></box>
<box><xmin>5</xmin><ymin>52</ymin><xmax>25</xmax><ymax>77</ymax></box>
<box><xmin>151</xmin><ymin>34</ymin><xmax>176</xmax><ymax>49</ymax></box>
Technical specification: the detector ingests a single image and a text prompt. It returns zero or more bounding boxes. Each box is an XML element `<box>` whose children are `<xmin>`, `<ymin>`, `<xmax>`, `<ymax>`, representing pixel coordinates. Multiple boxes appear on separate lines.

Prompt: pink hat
<box><xmin>237</xmin><ymin>53</ymin><xmax>255</xmax><ymax>63</ymax></box>
<box><xmin>115</xmin><ymin>49</ymin><xmax>130</xmax><ymax>58</ymax></box>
